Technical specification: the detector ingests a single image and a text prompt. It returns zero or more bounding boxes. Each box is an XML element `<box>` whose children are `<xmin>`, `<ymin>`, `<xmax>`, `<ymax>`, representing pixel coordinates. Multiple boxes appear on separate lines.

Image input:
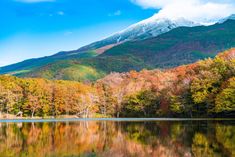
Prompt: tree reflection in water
<box><xmin>0</xmin><ymin>121</ymin><xmax>234</xmax><ymax>157</ymax></box>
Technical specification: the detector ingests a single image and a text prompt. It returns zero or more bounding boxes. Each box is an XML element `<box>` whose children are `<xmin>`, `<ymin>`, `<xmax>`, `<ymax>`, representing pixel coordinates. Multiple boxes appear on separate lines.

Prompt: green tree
<box><xmin>121</xmin><ymin>90</ymin><xmax>159</xmax><ymax>117</ymax></box>
<box><xmin>215</xmin><ymin>77</ymin><xmax>235</xmax><ymax>114</ymax></box>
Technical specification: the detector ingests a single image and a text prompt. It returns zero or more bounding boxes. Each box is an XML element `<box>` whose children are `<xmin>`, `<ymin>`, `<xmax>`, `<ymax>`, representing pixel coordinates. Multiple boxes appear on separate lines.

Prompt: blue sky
<box><xmin>0</xmin><ymin>0</ymin><xmax>156</xmax><ymax>66</ymax></box>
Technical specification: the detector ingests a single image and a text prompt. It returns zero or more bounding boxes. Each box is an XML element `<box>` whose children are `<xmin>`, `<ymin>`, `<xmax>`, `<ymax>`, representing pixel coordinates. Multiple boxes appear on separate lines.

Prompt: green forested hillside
<box><xmin>99</xmin><ymin>20</ymin><xmax>235</xmax><ymax>69</ymax></box>
<box><xmin>0</xmin><ymin>50</ymin><xmax>99</xmax><ymax>75</ymax></box>
<box><xmin>1</xmin><ymin>20</ymin><xmax>235</xmax><ymax>82</ymax></box>
<box><xmin>0</xmin><ymin>48</ymin><xmax>234</xmax><ymax>118</ymax></box>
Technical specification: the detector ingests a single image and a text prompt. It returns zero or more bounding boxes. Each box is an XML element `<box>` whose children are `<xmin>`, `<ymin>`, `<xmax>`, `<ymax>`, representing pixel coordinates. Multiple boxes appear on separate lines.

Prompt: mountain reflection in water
<box><xmin>0</xmin><ymin>120</ymin><xmax>234</xmax><ymax>157</ymax></box>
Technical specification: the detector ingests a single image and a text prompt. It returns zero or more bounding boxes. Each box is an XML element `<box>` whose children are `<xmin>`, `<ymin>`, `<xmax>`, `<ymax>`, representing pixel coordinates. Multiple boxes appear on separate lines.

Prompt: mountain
<box><xmin>1</xmin><ymin>14</ymin><xmax>235</xmax><ymax>82</ymax></box>
<box><xmin>99</xmin><ymin>19</ymin><xmax>235</xmax><ymax>69</ymax></box>
<box><xmin>70</xmin><ymin>16</ymin><xmax>198</xmax><ymax>53</ymax></box>
<box><xmin>218</xmin><ymin>14</ymin><xmax>235</xmax><ymax>23</ymax></box>
<box><xmin>16</xmin><ymin>19</ymin><xmax>235</xmax><ymax>82</ymax></box>
<box><xmin>0</xmin><ymin>15</ymin><xmax>198</xmax><ymax>75</ymax></box>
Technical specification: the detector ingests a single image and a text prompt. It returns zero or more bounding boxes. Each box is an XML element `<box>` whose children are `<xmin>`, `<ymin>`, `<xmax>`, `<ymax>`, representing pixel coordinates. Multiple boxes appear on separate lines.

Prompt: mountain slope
<box><xmin>219</xmin><ymin>14</ymin><xmax>235</xmax><ymax>23</ymax></box>
<box><xmin>73</xmin><ymin>16</ymin><xmax>198</xmax><ymax>53</ymax></box>
<box><xmin>0</xmin><ymin>16</ymin><xmax>198</xmax><ymax>75</ymax></box>
<box><xmin>100</xmin><ymin>19</ymin><xmax>235</xmax><ymax>69</ymax></box>
<box><xmin>20</xmin><ymin>19</ymin><xmax>235</xmax><ymax>81</ymax></box>
<box><xmin>0</xmin><ymin>50</ymin><xmax>100</xmax><ymax>76</ymax></box>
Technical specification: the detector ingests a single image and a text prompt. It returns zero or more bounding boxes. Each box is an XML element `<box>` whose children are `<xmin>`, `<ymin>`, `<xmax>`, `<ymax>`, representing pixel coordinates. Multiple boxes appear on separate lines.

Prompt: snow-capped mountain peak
<box><xmin>75</xmin><ymin>14</ymin><xmax>235</xmax><ymax>53</ymax></box>
<box><xmin>76</xmin><ymin>15</ymin><xmax>200</xmax><ymax>52</ymax></box>
<box><xmin>113</xmin><ymin>14</ymin><xmax>199</xmax><ymax>42</ymax></box>
<box><xmin>218</xmin><ymin>14</ymin><xmax>235</xmax><ymax>23</ymax></box>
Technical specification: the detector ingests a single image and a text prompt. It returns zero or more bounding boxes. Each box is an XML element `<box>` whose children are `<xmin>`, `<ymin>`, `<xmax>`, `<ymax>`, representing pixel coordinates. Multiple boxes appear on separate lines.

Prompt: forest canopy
<box><xmin>0</xmin><ymin>48</ymin><xmax>234</xmax><ymax>118</ymax></box>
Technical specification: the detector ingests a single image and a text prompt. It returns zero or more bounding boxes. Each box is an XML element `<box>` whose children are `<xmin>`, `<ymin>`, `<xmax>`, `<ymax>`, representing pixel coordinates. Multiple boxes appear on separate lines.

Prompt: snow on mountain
<box><xmin>75</xmin><ymin>14</ymin><xmax>200</xmax><ymax>53</ymax></box>
<box><xmin>113</xmin><ymin>15</ymin><xmax>199</xmax><ymax>41</ymax></box>
<box><xmin>62</xmin><ymin>13</ymin><xmax>235</xmax><ymax>55</ymax></box>
<box><xmin>218</xmin><ymin>14</ymin><xmax>235</xmax><ymax>23</ymax></box>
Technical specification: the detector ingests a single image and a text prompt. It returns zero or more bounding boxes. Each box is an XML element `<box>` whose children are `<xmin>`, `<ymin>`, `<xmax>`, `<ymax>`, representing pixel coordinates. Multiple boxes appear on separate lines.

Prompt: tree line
<box><xmin>0</xmin><ymin>77</ymin><xmax>98</xmax><ymax>117</ymax></box>
<box><xmin>0</xmin><ymin>48</ymin><xmax>234</xmax><ymax>118</ymax></box>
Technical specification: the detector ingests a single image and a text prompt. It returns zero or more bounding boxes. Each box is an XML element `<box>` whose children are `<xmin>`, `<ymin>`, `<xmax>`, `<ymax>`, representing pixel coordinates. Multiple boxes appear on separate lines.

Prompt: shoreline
<box><xmin>1</xmin><ymin>114</ymin><xmax>235</xmax><ymax>122</ymax></box>
<box><xmin>0</xmin><ymin>117</ymin><xmax>235</xmax><ymax>123</ymax></box>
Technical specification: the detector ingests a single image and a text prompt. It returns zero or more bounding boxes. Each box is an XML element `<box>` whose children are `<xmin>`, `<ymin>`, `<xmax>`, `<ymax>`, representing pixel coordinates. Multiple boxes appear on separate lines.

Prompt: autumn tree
<box><xmin>215</xmin><ymin>77</ymin><xmax>235</xmax><ymax>115</ymax></box>
<box><xmin>21</xmin><ymin>79</ymin><xmax>51</xmax><ymax>117</ymax></box>
<box><xmin>121</xmin><ymin>90</ymin><xmax>159</xmax><ymax>117</ymax></box>
<box><xmin>0</xmin><ymin>76</ymin><xmax>23</xmax><ymax>116</ymax></box>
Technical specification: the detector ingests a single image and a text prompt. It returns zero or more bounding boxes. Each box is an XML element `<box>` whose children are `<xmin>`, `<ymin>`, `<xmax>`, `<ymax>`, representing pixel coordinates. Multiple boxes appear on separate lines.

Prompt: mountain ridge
<box><xmin>1</xmin><ymin>15</ymin><xmax>235</xmax><ymax>82</ymax></box>
<box><xmin>16</xmin><ymin>19</ymin><xmax>235</xmax><ymax>81</ymax></box>
<box><xmin>0</xmin><ymin>15</ymin><xmax>200</xmax><ymax>74</ymax></box>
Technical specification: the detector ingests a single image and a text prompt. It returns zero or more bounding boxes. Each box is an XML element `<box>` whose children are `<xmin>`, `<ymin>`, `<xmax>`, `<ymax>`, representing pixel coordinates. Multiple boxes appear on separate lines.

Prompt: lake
<box><xmin>0</xmin><ymin>119</ymin><xmax>234</xmax><ymax>157</ymax></box>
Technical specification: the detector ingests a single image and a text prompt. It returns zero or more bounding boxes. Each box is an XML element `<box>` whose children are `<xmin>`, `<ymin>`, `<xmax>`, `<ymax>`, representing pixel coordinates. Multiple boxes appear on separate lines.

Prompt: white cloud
<box><xmin>15</xmin><ymin>0</ymin><xmax>55</xmax><ymax>3</ymax></box>
<box><xmin>64</xmin><ymin>31</ymin><xmax>73</xmax><ymax>36</ymax></box>
<box><xmin>131</xmin><ymin>0</ymin><xmax>235</xmax><ymax>24</ymax></box>
<box><xmin>114</xmin><ymin>10</ymin><xmax>122</xmax><ymax>16</ymax></box>
<box><xmin>108</xmin><ymin>10</ymin><xmax>122</xmax><ymax>17</ymax></box>
<box><xmin>57</xmin><ymin>11</ymin><xmax>64</xmax><ymax>16</ymax></box>
<box><xmin>47</xmin><ymin>11</ymin><xmax>64</xmax><ymax>17</ymax></box>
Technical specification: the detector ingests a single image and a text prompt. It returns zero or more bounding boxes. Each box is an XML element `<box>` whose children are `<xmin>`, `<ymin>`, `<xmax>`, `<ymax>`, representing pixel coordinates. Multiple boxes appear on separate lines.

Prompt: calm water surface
<box><xmin>0</xmin><ymin>119</ymin><xmax>234</xmax><ymax>157</ymax></box>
